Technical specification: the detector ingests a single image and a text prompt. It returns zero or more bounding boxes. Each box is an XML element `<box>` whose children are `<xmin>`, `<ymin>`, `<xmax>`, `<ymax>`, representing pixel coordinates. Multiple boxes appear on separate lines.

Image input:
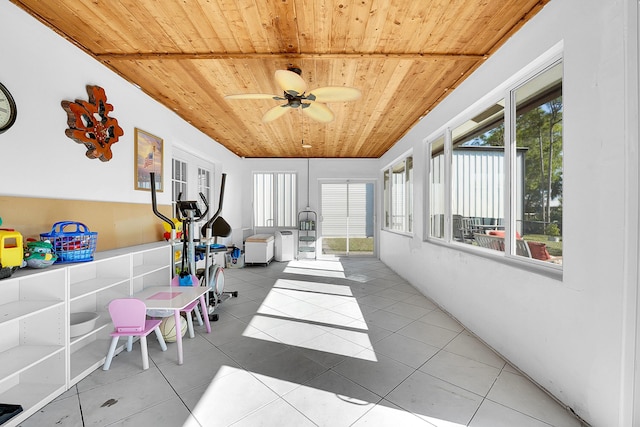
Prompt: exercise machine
<box><xmin>150</xmin><ymin>172</ymin><xmax>237</xmax><ymax>322</ymax></box>
<box><xmin>198</xmin><ymin>173</ymin><xmax>238</xmax><ymax>321</ymax></box>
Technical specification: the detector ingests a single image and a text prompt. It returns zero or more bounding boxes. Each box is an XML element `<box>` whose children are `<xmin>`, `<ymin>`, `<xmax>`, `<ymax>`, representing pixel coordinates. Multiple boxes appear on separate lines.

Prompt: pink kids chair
<box><xmin>171</xmin><ymin>273</ymin><xmax>205</xmax><ymax>338</ymax></box>
<box><xmin>103</xmin><ymin>298</ymin><xmax>167</xmax><ymax>371</ymax></box>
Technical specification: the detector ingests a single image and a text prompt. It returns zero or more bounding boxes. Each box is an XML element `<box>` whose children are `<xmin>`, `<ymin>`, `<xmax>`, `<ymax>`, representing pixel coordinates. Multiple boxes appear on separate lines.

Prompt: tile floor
<box><xmin>20</xmin><ymin>257</ymin><xmax>585</xmax><ymax>427</ymax></box>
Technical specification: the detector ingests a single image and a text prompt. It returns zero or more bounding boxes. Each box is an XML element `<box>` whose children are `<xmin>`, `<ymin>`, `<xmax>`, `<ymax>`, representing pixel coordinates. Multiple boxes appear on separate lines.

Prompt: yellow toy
<box><xmin>162</xmin><ymin>218</ymin><xmax>183</xmax><ymax>240</ymax></box>
<box><xmin>0</xmin><ymin>217</ymin><xmax>24</xmax><ymax>279</ymax></box>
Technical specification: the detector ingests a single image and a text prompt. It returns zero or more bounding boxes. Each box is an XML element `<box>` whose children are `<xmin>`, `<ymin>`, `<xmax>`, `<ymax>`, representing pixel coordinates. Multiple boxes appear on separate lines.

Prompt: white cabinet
<box><xmin>0</xmin><ymin>242</ymin><xmax>171</xmax><ymax>426</ymax></box>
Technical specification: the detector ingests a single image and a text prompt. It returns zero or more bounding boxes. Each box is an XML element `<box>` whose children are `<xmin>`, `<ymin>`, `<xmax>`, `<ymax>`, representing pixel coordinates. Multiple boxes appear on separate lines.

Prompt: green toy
<box><xmin>24</xmin><ymin>240</ymin><xmax>58</xmax><ymax>269</ymax></box>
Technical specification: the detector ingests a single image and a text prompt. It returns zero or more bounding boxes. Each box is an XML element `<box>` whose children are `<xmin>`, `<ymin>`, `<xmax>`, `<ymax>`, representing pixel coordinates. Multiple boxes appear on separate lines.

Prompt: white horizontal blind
<box><xmin>321</xmin><ymin>182</ymin><xmax>370</xmax><ymax>237</ymax></box>
<box><xmin>254</xmin><ymin>172</ymin><xmax>296</xmax><ymax>227</ymax></box>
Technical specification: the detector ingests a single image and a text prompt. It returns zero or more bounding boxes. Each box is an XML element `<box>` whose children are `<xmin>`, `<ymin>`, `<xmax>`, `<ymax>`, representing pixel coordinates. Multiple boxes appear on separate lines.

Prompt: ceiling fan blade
<box><xmin>275</xmin><ymin>69</ymin><xmax>307</xmax><ymax>96</ymax></box>
<box><xmin>262</xmin><ymin>104</ymin><xmax>291</xmax><ymax>122</ymax></box>
<box><xmin>307</xmin><ymin>86</ymin><xmax>362</xmax><ymax>103</ymax></box>
<box><xmin>225</xmin><ymin>93</ymin><xmax>280</xmax><ymax>100</ymax></box>
<box><xmin>302</xmin><ymin>101</ymin><xmax>334</xmax><ymax>123</ymax></box>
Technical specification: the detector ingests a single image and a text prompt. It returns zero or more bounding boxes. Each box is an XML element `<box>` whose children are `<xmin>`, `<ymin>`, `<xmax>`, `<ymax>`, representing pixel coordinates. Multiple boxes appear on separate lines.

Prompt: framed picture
<box><xmin>134</xmin><ymin>128</ymin><xmax>163</xmax><ymax>191</ymax></box>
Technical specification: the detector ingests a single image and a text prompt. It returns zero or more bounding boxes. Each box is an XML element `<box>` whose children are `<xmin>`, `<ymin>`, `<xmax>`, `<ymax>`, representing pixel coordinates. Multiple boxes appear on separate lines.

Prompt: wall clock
<box><xmin>0</xmin><ymin>82</ymin><xmax>17</xmax><ymax>134</ymax></box>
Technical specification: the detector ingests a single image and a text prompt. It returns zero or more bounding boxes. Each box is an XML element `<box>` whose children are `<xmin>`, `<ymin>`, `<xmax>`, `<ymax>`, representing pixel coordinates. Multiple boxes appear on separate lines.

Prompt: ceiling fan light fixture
<box><xmin>227</xmin><ymin>67</ymin><xmax>359</xmax><ymax>123</ymax></box>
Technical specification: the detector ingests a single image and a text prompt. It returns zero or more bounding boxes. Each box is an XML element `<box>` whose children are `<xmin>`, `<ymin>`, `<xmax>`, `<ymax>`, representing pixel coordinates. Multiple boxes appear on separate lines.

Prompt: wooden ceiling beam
<box><xmin>97</xmin><ymin>52</ymin><xmax>487</xmax><ymax>61</ymax></box>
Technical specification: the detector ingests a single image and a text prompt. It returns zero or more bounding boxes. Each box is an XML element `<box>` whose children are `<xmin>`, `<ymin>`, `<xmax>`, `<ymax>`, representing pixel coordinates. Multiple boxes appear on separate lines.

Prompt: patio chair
<box><xmin>473</xmin><ymin>233</ymin><xmax>532</xmax><ymax>257</ymax></box>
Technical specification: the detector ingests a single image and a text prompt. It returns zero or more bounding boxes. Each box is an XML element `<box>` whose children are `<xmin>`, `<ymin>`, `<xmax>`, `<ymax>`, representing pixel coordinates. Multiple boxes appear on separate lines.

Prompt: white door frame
<box><xmin>318</xmin><ymin>179</ymin><xmax>377</xmax><ymax>257</ymax></box>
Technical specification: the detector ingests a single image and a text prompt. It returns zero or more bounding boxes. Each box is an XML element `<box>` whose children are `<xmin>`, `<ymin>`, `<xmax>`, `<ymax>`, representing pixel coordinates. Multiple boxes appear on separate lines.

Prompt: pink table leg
<box><xmin>200</xmin><ymin>295</ymin><xmax>211</xmax><ymax>333</ymax></box>
<box><xmin>174</xmin><ymin>309</ymin><xmax>183</xmax><ymax>365</ymax></box>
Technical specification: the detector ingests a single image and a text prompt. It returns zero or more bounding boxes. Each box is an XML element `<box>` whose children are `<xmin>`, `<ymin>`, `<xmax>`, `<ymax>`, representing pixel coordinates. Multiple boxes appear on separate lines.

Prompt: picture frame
<box><xmin>134</xmin><ymin>128</ymin><xmax>163</xmax><ymax>191</ymax></box>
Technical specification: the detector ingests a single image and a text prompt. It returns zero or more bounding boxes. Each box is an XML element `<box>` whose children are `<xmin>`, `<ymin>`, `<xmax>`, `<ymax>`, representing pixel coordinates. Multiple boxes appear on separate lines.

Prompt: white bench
<box><xmin>244</xmin><ymin>234</ymin><xmax>274</xmax><ymax>265</ymax></box>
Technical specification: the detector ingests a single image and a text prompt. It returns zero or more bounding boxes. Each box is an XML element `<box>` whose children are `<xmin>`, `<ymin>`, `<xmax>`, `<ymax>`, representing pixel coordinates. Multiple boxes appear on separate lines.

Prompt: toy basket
<box><xmin>40</xmin><ymin>221</ymin><xmax>97</xmax><ymax>263</ymax></box>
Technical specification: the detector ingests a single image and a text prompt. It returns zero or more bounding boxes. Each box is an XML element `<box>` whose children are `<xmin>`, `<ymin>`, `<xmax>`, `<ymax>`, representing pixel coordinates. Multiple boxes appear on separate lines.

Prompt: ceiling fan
<box><xmin>224</xmin><ymin>67</ymin><xmax>361</xmax><ymax>123</ymax></box>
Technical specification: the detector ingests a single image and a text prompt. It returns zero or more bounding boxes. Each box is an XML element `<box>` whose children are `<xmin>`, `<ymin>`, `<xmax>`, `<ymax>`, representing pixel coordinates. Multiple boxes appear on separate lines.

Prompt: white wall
<box><xmin>241</xmin><ymin>158</ymin><xmax>379</xmax><ymax>222</ymax></box>
<box><xmin>0</xmin><ymin>2</ymin><xmax>244</xmax><ymax>232</ymax></box>
<box><xmin>379</xmin><ymin>1</ymin><xmax>637</xmax><ymax>425</ymax></box>
<box><xmin>241</xmin><ymin>158</ymin><xmax>379</xmax><ymax>245</ymax></box>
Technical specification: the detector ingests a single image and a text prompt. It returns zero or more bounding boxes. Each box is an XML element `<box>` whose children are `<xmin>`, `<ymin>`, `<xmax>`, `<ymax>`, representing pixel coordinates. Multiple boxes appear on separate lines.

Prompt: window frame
<box><xmin>382</xmin><ymin>152</ymin><xmax>414</xmax><ymax>235</ymax></box>
<box><xmin>424</xmin><ymin>50</ymin><xmax>563</xmax><ymax>276</ymax></box>
<box><xmin>252</xmin><ymin>171</ymin><xmax>298</xmax><ymax>228</ymax></box>
<box><xmin>172</xmin><ymin>158</ymin><xmax>188</xmax><ymax>218</ymax></box>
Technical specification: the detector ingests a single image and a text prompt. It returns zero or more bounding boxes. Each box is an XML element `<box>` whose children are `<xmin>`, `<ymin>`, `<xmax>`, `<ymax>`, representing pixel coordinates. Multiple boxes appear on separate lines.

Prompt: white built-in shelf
<box><xmin>0</xmin><ymin>345</ymin><xmax>64</xmax><ymax>380</ymax></box>
<box><xmin>0</xmin><ymin>300</ymin><xmax>64</xmax><ymax>325</ymax></box>
<box><xmin>69</xmin><ymin>277</ymin><xmax>129</xmax><ymax>301</ymax></box>
<box><xmin>70</xmin><ymin>338</ymin><xmax>117</xmax><ymax>384</ymax></box>
<box><xmin>0</xmin><ymin>382</ymin><xmax>66</xmax><ymax>426</ymax></box>
<box><xmin>0</xmin><ymin>241</ymin><xmax>171</xmax><ymax>426</ymax></box>
<box><xmin>68</xmin><ymin>312</ymin><xmax>111</xmax><ymax>344</ymax></box>
<box><xmin>132</xmin><ymin>263</ymin><xmax>167</xmax><ymax>278</ymax></box>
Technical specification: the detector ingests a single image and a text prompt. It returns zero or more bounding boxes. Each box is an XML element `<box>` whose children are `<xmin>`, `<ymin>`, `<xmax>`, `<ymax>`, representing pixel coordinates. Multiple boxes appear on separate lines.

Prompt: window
<box><xmin>513</xmin><ymin>62</ymin><xmax>563</xmax><ymax>261</ymax></box>
<box><xmin>451</xmin><ymin>99</ymin><xmax>506</xmax><ymax>247</ymax></box>
<box><xmin>429</xmin><ymin>136</ymin><xmax>445</xmax><ymax>239</ymax></box>
<box><xmin>383</xmin><ymin>169</ymin><xmax>390</xmax><ymax>228</ymax></box>
<box><xmin>253</xmin><ymin>172</ymin><xmax>297</xmax><ymax>228</ymax></box>
<box><xmin>172</xmin><ymin>159</ymin><xmax>188</xmax><ymax>217</ymax></box>
<box><xmin>197</xmin><ymin>167</ymin><xmax>211</xmax><ymax>212</ymax></box>
<box><xmin>383</xmin><ymin>155</ymin><xmax>413</xmax><ymax>233</ymax></box>
<box><xmin>427</xmin><ymin>58</ymin><xmax>563</xmax><ymax>267</ymax></box>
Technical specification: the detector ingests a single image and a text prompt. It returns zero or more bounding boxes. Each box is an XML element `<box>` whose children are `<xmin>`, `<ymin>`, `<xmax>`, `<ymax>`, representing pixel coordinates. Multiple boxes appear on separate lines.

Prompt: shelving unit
<box><xmin>0</xmin><ymin>268</ymin><xmax>66</xmax><ymax>426</ymax></box>
<box><xmin>297</xmin><ymin>209</ymin><xmax>317</xmax><ymax>259</ymax></box>
<box><xmin>68</xmin><ymin>253</ymin><xmax>130</xmax><ymax>385</ymax></box>
<box><xmin>0</xmin><ymin>242</ymin><xmax>171</xmax><ymax>426</ymax></box>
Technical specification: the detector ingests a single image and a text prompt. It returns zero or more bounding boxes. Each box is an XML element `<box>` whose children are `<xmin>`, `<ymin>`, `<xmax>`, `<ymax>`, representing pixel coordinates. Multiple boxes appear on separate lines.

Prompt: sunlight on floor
<box><xmin>283</xmin><ymin>258</ymin><xmax>347</xmax><ymax>278</ymax></box>
<box><xmin>245</xmin><ymin>314</ymin><xmax>377</xmax><ymax>361</ymax></box>
<box><xmin>190</xmin><ymin>365</ymin><xmax>465</xmax><ymax>427</ymax></box>
<box><xmin>243</xmin><ymin>261</ymin><xmax>377</xmax><ymax>361</ymax></box>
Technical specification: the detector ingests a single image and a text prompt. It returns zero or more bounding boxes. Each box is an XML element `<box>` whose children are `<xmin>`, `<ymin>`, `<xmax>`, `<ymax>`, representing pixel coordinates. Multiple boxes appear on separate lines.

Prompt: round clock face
<box><xmin>0</xmin><ymin>82</ymin><xmax>17</xmax><ymax>134</ymax></box>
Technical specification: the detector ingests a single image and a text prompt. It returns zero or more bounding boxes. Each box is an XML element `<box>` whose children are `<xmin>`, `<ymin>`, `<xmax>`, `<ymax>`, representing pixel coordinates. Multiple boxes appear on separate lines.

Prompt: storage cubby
<box><xmin>132</xmin><ymin>244</ymin><xmax>171</xmax><ymax>279</ymax></box>
<box><xmin>132</xmin><ymin>267</ymin><xmax>171</xmax><ymax>294</ymax></box>
<box><xmin>68</xmin><ymin>280</ymin><xmax>129</xmax><ymax>385</ymax></box>
<box><xmin>68</xmin><ymin>254</ymin><xmax>129</xmax><ymax>301</ymax></box>
<box><xmin>69</xmin><ymin>326</ymin><xmax>113</xmax><ymax>385</ymax></box>
<box><xmin>0</xmin><ymin>352</ymin><xmax>66</xmax><ymax>427</ymax></box>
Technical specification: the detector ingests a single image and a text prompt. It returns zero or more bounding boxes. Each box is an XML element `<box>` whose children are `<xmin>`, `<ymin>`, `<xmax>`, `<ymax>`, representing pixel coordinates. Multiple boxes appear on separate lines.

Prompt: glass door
<box><xmin>320</xmin><ymin>181</ymin><xmax>375</xmax><ymax>256</ymax></box>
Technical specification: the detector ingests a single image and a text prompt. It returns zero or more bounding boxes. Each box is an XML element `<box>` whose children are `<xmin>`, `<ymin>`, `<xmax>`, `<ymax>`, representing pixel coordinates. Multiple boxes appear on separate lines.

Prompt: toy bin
<box><xmin>225</xmin><ymin>250</ymin><xmax>244</xmax><ymax>269</ymax></box>
<box><xmin>41</xmin><ymin>221</ymin><xmax>97</xmax><ymax>263</ymax></box>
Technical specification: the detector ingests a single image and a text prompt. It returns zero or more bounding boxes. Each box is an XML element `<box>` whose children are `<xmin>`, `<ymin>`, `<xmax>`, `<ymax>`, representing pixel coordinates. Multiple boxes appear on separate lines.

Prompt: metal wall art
<box><xmin>61</xmin><ymin>85</ymin><xmax>124</xmax><ymax>161</ymax></box>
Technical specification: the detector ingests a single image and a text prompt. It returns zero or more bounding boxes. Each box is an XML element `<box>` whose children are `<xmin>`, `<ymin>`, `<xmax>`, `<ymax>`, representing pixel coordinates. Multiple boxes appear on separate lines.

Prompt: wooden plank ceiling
<box><xmin>12</xmin><ymin>0</ymin><xmax>549</xmax><ymax>158</ymax></box>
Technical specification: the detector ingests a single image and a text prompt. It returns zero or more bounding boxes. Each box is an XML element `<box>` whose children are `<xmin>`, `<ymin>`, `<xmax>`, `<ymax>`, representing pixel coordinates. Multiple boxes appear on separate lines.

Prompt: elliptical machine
<box><xmin>149</xmin><ymin>172</ymin><xmax>237</xmax><ymax>322</ymax></box>
<box><xmin>197</xmin><ymin>173</ymin><xmax>238</xmax><ymax>321</ymax></box>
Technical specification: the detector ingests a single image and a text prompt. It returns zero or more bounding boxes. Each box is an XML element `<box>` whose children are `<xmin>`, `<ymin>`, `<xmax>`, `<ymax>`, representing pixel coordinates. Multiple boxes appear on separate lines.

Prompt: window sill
<box><xmin>382</xmin><ymin>228</ymin><xmax>414</xmax><ymax>238</ymax></box>
<box><xmin>426</xmin><ymin>237</ymin><xmax>563</xmax><ymax>281</ymax></box>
